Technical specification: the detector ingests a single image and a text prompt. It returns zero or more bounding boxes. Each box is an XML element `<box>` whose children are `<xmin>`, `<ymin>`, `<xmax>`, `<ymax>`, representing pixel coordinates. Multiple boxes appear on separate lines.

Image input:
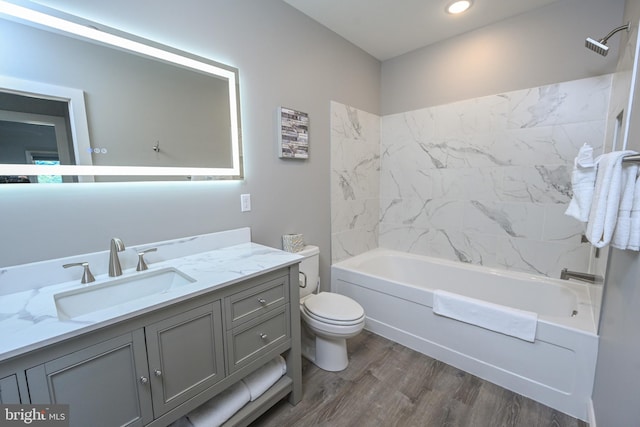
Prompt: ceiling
<box><xmin>282</xmin><ymin>0</ymin><xmax>562</xmax><ymax>61</ymax></box>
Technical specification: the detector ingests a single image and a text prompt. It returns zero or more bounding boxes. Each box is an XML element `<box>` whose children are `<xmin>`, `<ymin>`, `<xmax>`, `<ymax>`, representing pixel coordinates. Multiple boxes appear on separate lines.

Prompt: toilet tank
<box><xmin>297</xmin><ymin>245</ymin><xmax>319</xmax><ymax>298</ymax></box>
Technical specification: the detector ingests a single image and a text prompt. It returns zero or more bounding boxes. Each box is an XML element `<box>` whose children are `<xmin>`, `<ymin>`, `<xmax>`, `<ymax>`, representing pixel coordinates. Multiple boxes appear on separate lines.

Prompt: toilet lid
<box><xmin>303</xmin><ymin>292</ymin><xmax>365</xmax><ymax>322</ymax></box>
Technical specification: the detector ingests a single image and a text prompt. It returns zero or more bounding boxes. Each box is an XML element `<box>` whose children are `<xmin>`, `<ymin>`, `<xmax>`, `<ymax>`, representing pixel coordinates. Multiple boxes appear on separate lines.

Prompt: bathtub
<box><xmin>331</xmin><ymin>249</ymin><xmax>598</xmax><ymax>421</ymax></box>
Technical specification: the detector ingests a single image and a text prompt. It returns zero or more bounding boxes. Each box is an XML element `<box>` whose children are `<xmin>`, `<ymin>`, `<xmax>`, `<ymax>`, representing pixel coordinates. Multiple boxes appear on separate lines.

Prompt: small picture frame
<box><xmin>278</xmin><ymin>106</ymin><xmax>309</xmax><ymax>159</ymax></box>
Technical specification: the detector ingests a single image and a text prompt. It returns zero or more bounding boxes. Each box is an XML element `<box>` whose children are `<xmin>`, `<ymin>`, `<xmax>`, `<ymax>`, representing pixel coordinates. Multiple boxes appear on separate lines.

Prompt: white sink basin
<box><xmin>54</xmin><ymin>268</ymin><xmax>196</xmax><ymax>320</ymax></box>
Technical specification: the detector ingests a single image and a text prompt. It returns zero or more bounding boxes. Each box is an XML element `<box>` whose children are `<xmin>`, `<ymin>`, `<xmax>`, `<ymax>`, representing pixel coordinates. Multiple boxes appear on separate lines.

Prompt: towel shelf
<box><xmin>622</xmin><ymin>154</ymin><xmax>640</xmax><ymax>163</ymax></box>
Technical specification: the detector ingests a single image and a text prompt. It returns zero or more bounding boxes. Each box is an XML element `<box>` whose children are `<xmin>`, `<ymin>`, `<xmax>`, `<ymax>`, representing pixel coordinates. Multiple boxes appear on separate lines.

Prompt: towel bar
<box><xmin>622</xmin><ymin>154</ymin><xmax>640</xmax><ymax>163</ymax></box>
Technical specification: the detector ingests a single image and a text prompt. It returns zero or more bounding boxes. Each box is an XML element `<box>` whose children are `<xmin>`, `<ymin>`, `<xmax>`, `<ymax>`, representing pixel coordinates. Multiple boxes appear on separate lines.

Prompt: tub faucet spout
<box><xmin>560</xmin><ymin>268</ymin><xmax>603</xmax><ymax>284</ymax></box>
<box><xmin>109</xmin><ymin>238</ymin><xmax>126</xmax><ymax>277</ymax></box>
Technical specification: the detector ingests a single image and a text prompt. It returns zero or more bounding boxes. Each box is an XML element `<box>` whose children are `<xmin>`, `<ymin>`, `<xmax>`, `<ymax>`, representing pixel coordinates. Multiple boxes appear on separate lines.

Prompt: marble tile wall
<box><xmin>379</xmin><ymin>75</ymin><xmax>612</xmax><ymax>277</ymax></box>
<box><xmin>331</xmin><ymin>75</ymin><xmax>612</xmax><ymax>276</ymax></box>
<box><xmin>330</xmin><ymin>101</ymin><xmax>380</xmax><ymax>263</ymax></box>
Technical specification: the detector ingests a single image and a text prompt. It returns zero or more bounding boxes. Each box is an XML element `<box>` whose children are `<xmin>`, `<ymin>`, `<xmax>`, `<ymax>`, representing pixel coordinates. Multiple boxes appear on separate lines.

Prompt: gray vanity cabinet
<box><xmin>25</xmin><ymin>302</ymin><xmax>225</xmax><ymax>426</ymax></box>
<box><xmin>145</xmin><ymin>301</ymin><xmax>225</xmax><ymax>417</ymax></box>
<box><xmin>2</xmin><ymin>264</ymin><xmax>302</xmax><ymax>427</ymax></box>
<box><xmin>26</xmin><ymin>331</ymin><xmax>153</xmax><ymax>427</ymax></box>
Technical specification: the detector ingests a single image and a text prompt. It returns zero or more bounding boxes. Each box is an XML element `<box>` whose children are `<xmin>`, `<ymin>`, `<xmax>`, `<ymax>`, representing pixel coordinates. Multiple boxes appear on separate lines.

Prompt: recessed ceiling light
<box><xmin>446</xmin><ymin>0</ymin><xmax>473</xmax><ymax>14</ymax></box>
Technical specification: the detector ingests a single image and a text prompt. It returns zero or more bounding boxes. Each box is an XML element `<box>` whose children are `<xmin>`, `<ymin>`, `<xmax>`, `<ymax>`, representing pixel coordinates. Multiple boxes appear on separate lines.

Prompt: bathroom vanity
<box><xmin>0</xmin><ymin>228</ymin><xmax>302</xmax><ymax>427</ymax></box>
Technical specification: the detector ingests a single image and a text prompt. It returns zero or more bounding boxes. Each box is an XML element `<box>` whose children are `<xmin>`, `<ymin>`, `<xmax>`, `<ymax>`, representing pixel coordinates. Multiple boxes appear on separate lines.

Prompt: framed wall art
<box><xmin>278</xmin><ymin>106</ymin><xmax>309</xmax><ymax>159</ymax></box>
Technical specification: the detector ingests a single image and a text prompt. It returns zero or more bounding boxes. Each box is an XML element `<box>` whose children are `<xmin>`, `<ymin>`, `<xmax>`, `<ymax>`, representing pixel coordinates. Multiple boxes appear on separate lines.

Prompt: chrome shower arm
<box><xmin>599</xmin><ymin>23</ymin><xmax>630</xmax><ymax>44</ymax></box>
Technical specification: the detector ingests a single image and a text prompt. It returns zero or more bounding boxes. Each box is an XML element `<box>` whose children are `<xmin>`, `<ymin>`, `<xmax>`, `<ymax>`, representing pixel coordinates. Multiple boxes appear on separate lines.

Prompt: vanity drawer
<box><xmin>227</xmin><ymin>306</ymin><xmax>290</xmax><ymax>372</ymax></box>
<box><xmin>225</xmin><ymin>276</ymin><xmax>288</xmax><ymax>328</ymax></box>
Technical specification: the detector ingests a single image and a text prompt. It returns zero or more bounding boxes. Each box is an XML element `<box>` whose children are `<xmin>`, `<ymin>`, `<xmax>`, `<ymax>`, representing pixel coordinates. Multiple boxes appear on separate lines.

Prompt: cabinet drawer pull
<box><xmin>139</xmin><ymin>376</ymin><xmax>149</xmax><ymax>384</ymax></box>
<box><xmin>258</xmin><ymin>298</ymin><xmax>267</xmax><ymax>305</ymax></box>
<box><xmin>154</xmin><ymin>369</ymin><xmax>162</xmax><ymax>377</ymax></box>
<box><xmin>259</xmin><ymin>333</ymin><xmax>268</xmax><ymax>340</ymax></box>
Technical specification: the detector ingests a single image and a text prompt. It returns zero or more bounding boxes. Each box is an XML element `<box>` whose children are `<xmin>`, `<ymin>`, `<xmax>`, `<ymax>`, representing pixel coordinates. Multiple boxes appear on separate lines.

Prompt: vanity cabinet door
<box><xmin>25</xmin><ymin>331</ymin><xmax>153</xmax><ymax>427</ymax></box>
<box><xmin>145</xmin><ymin>301</ymin><xmax>225</xmax><ymax>417</ymax></box>
<box><xmin>0</xmin><ymin>375</ymin><xmax>21</xmax><ymax>403</ymax></box>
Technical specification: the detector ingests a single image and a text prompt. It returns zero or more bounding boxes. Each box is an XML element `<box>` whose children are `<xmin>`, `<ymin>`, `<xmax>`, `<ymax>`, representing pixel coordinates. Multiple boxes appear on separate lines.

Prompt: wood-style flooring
<box><xmin>251</xmin><ymin>330</ymin><xmax>588</xmax><ymax>427</ymax></box>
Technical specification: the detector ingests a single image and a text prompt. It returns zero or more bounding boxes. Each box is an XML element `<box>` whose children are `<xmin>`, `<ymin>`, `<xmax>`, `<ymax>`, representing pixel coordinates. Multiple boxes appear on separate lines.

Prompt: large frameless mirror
<box><xmin>0</xmin><ymin>0</ymin><xmax>243</xmax><ymax>183</ymax></box>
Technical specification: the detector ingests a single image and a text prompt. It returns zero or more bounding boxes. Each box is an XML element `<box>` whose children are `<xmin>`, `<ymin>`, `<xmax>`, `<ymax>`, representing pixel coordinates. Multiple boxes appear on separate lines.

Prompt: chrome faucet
<box><xmin>560</xmin><ymin>268</ymin><xmax>603</xmax><ymax>284</ymax></box>
<box><xmin>109</xmin><ymin>238</ymin><xmax>126</xmax><ymax>277</ymax></box>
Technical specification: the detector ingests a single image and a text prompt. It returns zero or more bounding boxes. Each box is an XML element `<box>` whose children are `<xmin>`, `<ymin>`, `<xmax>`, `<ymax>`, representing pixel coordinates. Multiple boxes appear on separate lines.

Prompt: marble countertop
<box><xmin>0</xmin><ymin>239</ymin><xmax>302</xmax><ymax>363</ymax></box>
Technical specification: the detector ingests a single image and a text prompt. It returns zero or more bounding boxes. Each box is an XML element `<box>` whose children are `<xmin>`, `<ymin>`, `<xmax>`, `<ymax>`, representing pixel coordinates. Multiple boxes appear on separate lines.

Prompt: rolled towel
<box><xmin>242</xmin><ymin>356</ymin><xmax>287</xmax><ymax>401</ymax></box>
<box><xmin>565</xmin><ymin>144</ymin><xmax>597</xmax><ymax>222</ymax></box>
<box><xmin>187</xmin><ymin>381</ymin><xmax>250</xmax><ymax>427</ymax></box>
<box><xmin>628</xmin><ymin>174</ymin><xmax>640</xmax><ymax>250</ymax></box>
<box><xmin>586</xmin><ymin>150</ymin><xmax>637</xmax><ymax>247</ymax></box>
<box><xmin>612</xmin><ymin>162</ymin><xmax>639</xmax><ymax>249</ymax></box>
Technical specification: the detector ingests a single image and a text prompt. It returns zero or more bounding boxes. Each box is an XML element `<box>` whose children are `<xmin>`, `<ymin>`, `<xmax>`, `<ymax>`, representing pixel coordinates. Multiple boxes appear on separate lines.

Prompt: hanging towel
<box><xmin>565</xmin><ymin>144</ymin><xmax>597</xmax><ymax>222</ymax></box>
<box><xmin>612</xmin><ymin>162</ymin><xmax>639</xmax><ymax>249</ymax></box>
<box><xmin>432</xmin><ymin>290</ymin><xmax>538</xmax><ymax>342</ymax></box>
<box><xmin>585</xmin><ymin>150</ymin><xmax>637</xmax><ymax>248</ymax></box>
<box><xmin>628</xmin><ymin>174</ymin><xmax>640</xmax><ymax>250</ymax></box>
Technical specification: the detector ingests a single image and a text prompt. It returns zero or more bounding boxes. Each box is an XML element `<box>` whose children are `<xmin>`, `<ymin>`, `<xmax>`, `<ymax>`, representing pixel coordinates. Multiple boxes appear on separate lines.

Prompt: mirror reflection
<box><xmin>0</xmin><ymin>2</ymin><xmax>243</xmax><ymax>182</ymax></box>
<box><xmin>0</xmin><ymin>92</ymin><xmax>75</xmax><ymax>183</ymax></box>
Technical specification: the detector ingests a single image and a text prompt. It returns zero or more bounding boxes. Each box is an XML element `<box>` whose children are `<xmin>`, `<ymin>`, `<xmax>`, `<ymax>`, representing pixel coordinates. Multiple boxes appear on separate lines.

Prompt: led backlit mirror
<box><xmin>0</xmin><ymin>0</ymin><xmax>243</xmax><ymax>182</ymax></box>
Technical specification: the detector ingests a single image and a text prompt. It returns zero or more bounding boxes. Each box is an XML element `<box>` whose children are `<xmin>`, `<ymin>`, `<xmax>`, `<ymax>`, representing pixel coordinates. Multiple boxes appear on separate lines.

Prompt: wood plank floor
<box><xmin>251</xmin><ymin>330</ymin><xmax>588</xmax><ymax>427</ymax></box>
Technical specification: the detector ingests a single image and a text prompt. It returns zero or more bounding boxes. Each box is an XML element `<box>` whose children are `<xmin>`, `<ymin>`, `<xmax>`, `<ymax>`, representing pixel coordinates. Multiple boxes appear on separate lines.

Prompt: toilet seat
<box><xmin>302</xmin><ymin>292</ymin><xmax>365</xmax><ymax>326</ymax></box>
<box><xmin>301</xmin><ymin>308</ymin><xmax>364</xmax><ymax>337</ymax></box>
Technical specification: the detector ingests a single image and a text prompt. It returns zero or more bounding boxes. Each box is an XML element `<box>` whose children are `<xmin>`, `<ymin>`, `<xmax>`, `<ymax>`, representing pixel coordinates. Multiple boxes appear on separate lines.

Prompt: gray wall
<box><xmin>592</xmin><ymin>0</ymin><xmax>640</xmax><ymax>424</ymax></box>
<box><xmin>593</xmin><ymin>250</ymin><xmax>640</xmax><ymax>425</ymax></box>
<box><xmin>381</xmin><ymin>0</ymin><xmax>624</xmax><ymax>115</ymax></box>
<box><xmin>0</xmin><ymin>0</ymin><xmax>381</xmax><ymax>293</ymax></box>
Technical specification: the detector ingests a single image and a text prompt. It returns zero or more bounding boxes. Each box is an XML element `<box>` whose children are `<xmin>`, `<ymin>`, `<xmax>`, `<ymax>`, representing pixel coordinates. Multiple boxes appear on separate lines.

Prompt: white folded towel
<box><xmin>184</xmin><ymin>356</ymin><xmax>287</xmax><ymax>427</ymax></box>
<box><xmin>586</xmin><ymin>150</ymin><xmax>637</xmax><ymax>248</ymax></box>
<box><xmin>432</xmin><ymin>290</ymin><xmax>537</xmax><ymax>342</ymax></box>
<box><xmin>242</xmin><ymin>356</ymin><xmax>287</xmax><ymax>401</ymax></box>
<box><xmin>565</xmin><ymin>144</ymin><xmax>597</xmax><ymax>222</ymax></box>
<box><xmin>628</xmin><ymin>174</ymin><xmax>640</xmax><ymax>250</ymax></box>
<box><xmin>612</xmin><ymin>162</ymin><xmax>639</xmax><ymax>249</ymax></box>
<box><xmin>187</xmin><ymin>381</ymin><xmax>251</xmax><ymax>427</ymax></box>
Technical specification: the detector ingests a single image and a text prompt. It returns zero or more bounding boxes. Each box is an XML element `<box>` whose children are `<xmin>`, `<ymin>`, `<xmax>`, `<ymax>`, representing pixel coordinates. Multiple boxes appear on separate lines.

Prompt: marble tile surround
<box><xmin>331</xmin><ymin>101</ymin><xmax>381</xmax><ymax>262</ymax></box>
<box><xmin>331</xmin><ymin>74</ymin><xmax>613</xmax><ymax>277</ymax></box>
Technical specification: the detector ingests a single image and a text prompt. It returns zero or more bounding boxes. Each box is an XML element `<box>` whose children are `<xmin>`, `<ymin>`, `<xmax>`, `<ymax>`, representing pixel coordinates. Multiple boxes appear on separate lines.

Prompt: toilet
<box><xmin>297</xmin><ymin>245</ymin><xmax>365</xmax><ymax>371</ymax></box>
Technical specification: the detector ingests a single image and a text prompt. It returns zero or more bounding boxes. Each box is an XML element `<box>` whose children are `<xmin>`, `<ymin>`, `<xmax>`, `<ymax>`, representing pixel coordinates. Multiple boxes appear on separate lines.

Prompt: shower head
<box><xmin>585</xmin><ymin>23</ymin><xmax>631</xmax><ymax>56</ymax></box>
<box><xmin>585</xmin><ymin>37</ymin><xmax>609</xmax><ymax>56</ymax></box>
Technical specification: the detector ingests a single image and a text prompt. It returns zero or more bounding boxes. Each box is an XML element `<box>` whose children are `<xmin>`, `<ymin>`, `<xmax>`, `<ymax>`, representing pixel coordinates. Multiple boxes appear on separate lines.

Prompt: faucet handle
<box><xmin>136</xmin><ymin>248</ymin><xmax>158</xmax><ymax>271</ymax></box>
<box><xmin>63</xmin><ymin>262</ymin><xmax>96</xmax><ymax>284</ymax></box>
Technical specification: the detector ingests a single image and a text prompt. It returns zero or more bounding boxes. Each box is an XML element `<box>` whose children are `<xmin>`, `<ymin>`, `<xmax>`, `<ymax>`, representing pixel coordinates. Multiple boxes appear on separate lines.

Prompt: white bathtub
<box><xmin>331</xmin><ymin>249</ymin><xmax>598</xmax><ymax>421</ymax></box>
